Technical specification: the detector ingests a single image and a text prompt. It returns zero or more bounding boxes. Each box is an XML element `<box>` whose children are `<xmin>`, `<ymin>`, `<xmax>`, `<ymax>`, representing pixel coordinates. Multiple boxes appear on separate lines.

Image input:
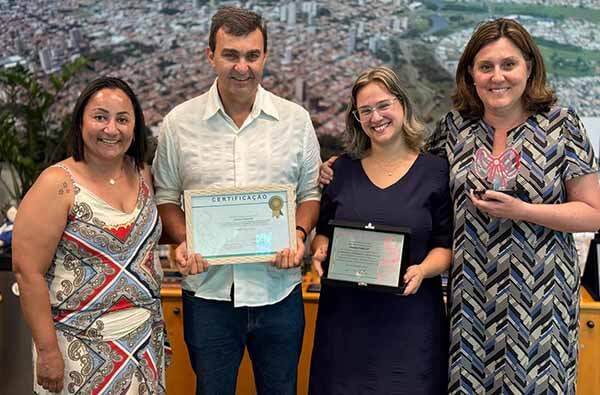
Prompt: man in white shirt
<box><xmin>152</xmin><ymin>6</ymin><xmax>321</xmax><ymax>395</ymax></box>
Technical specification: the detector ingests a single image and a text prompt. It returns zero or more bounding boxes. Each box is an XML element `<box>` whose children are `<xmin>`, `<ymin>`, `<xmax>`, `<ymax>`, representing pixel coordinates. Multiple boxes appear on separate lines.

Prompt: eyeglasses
<box><xmin>352</xmin><ymin>97</ymin><xmax>399</xmax><ymax>123</ymax></box>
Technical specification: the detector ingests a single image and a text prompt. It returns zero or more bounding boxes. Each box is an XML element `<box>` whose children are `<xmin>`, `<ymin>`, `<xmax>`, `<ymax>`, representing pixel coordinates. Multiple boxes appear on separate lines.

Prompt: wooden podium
<box><xmin>577</xmin><ymin>287</ymin><xmax>600</xmax><ymax>395</ymax></box>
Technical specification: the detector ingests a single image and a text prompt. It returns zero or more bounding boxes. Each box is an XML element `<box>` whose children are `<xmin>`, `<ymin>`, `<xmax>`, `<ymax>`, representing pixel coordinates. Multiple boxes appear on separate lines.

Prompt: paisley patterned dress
<box><xmin>428</xmin><ymin>107</ymin><xmax>598</xmax><ymax>394</ymax></box>
<box><xmin>34</xmin><ymin>164</ymin><xmax>167</xmax><ymax>395</ymax></box>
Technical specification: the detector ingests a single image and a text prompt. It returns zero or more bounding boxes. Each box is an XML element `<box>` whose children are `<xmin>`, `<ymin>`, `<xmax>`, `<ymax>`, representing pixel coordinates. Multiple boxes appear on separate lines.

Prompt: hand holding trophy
<box><xmin>469</xmin><ymin>146</ymin><xmax>527</xmax><ymax>220</ymax></box>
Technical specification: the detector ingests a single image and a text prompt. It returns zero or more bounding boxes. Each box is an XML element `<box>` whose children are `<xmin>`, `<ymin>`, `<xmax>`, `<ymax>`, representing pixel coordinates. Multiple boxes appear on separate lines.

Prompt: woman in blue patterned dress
<box><xmin>13</xmin><ymin>77</ymin><xmax>168</xmax><ymax>394</ymax></box>
<box><xmin>320</xmin><ymin>19</ymin><xmax>600</xmax><ymax>394</ymax></box>
<box><xmin>429</xmin><ymin>19</ymin><xmax>600</xmax><ymax>394</ymax></box>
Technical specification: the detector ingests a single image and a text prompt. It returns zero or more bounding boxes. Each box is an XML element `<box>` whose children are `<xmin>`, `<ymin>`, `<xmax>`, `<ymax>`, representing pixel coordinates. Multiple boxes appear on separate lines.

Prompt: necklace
<box><xmin>107</xmin><ymin>164</ymin><xmax>125</xmax><ymax>185</ymax></box>
<box><xmin>372</xmin><ymin>157</ymin><xmax>406</xmax><ymax>176</ymax></box>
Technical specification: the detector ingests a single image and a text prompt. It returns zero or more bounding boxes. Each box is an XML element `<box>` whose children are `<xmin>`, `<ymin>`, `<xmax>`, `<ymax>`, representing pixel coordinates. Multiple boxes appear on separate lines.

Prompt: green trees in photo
<box><xmin>0</xmin><ymin>57</ymin><xmax>88</xmax><ymax>203</ymax></box>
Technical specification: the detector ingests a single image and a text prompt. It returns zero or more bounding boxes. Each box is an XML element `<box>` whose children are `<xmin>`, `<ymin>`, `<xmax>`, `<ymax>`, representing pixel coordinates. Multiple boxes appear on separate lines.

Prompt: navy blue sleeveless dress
<box><xmin>308</xmin><ymin>153</ymin><xmax>452</xmax><ymax>395</ymax></box>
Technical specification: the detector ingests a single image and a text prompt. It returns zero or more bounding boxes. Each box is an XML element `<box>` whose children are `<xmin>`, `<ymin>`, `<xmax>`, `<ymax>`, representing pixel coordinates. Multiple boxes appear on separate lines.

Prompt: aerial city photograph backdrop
<box><xmin>1</xmin><ymin>0</ymin><xmax>600</xmax><ymax>164</ymax></box>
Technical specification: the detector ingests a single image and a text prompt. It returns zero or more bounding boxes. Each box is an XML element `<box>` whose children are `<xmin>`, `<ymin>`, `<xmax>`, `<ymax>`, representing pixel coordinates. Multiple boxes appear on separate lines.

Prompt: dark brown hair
<box><xmin>209</xmin><ymin>6</ymin><xmax>267</xmax><ymax>53</ymax></box>
<box><xmin>70</xmin><ymin>76</ymin><xmax>147</xmax><ymax>169</ymax></box>
<box><xmin>453</xmin><ymin>18</ymin><xmax>556</xmax><ymax>119</ymax></box>
<box><xmin>345</xmin><ymin>67</ymin><xmax>425</xmax><ymax>158</ymax></box>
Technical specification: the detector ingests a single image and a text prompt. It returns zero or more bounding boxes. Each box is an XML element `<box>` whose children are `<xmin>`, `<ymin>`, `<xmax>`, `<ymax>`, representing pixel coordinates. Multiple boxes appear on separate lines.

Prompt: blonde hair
<box><xmin>345</xmin><ymin>67</ymin><xmax>425</xmax><ymax>158</ymax></box>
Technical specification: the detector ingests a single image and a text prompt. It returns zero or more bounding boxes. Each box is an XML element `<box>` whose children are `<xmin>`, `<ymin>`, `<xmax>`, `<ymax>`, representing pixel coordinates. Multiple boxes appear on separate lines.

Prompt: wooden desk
<box><xmin>161</xmin><ymin>280</ymin><xmax>319</xmax><ymax>395</ymax></box>
<box><xmin>577</xmin><ymin>287</ymin><xmax>600</xmax><ymax>395</ymax></box>
<box><xmin>164</xmin><ymin>282</ymin><xmax>600</xmax><ymax>395</ymax></box>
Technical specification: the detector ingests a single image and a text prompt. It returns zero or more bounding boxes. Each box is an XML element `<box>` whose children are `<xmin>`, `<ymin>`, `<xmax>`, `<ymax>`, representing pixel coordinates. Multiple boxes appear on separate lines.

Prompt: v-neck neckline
<box><xmin>75</xmin><ymin>176</ymin><xmax>143</xmax><ymax>216</ymax></box>
<box><xmin>358</xmin><ymin>154</ymin><xmax>422</xmax><ymax>190</ymax></box>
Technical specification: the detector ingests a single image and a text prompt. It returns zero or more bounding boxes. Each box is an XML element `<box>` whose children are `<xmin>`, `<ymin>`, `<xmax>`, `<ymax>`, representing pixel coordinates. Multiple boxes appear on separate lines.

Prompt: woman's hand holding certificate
<box><xmin>402</xmin><ymin>265</ymin><xmax>425</xmax><ymax>296</ymax></box>
<box><xmin>310</xmin><ymin>234</ymin><xmax>329</xmax><ymax>278</ymax></box>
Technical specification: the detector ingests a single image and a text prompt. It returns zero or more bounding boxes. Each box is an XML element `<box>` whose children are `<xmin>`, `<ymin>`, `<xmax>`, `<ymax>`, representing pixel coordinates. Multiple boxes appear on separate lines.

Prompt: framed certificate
<box><xmin>322</xmin><ymin>220</ymin><xmax>411</xmax><ymax>294</ymax></box>
<box><xmin>183</xmin><ymin>184</ymin><xmax>296</xmax><ymax>265</ymax></box>
<box><xmin>582</xmin><ymin>234</ymin><xmax>600</xmax><ymax>301</ymax></box>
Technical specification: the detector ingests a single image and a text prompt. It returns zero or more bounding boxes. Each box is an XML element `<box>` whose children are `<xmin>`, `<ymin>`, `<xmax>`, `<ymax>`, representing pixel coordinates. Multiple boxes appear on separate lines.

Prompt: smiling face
<box><xmin>355</xmin><ymin>82</ymin><xmax>405</xmax><ymax>148</ymax></box>
<box><xmin>207</xmin><ymin>27</ymin><xmax>267</xmax><ymax>106</ymax></box>
<box><xmin>470</xmin><ymin>37</ymin><xmax>531</xmax><ymax>118</ymax></box>
<box><xmin>80</xmin><ymin>88</ymin><xmax>135</xmax><ymax>163</ymax></box>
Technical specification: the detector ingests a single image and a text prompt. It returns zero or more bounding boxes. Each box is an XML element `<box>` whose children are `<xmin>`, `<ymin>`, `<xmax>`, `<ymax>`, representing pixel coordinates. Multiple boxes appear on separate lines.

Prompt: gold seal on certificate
<box><xmin>322</xmin><ymin>220</ymin><xmax>411</xmax><ymax>294</ymax></box>
<box><xmin>183</xmin><ymin>184</ymin><xmax>297</xmax><ymax>265</ymax></box>
<box><xmin>268</xmin><ymin>196</ymin><xmax>284</xmax><ymax>218</ymax></box>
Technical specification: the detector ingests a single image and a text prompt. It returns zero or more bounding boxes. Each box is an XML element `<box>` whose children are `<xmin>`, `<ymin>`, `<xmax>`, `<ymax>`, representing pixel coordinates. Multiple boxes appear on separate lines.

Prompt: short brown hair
<box><xmin>209</xmin><ymin>6</ymin><xmax>267</xmax><ymax>53</ymax></box>
<box><xmin>345</xmin><ymin>67</ymin><xmax>425</xmax><ymax>158</ymax></box>
<box><xmin>452</xmin><ymin>18</ymin><xmax>556</xmax><ymax>119</ymax></box>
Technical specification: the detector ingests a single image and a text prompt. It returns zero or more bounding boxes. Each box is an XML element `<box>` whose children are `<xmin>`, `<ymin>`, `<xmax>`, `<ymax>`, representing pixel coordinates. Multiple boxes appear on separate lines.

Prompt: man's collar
<box><xmin>252</xmin><ymin>85</ymin><xmax>280</xmax><ymax>121</ymax></box>
<box><xmin>203</xmin><ymin>79</ymin><xmax>280</xmax><ymax>122</ymax></box>
<box><xmin>202</xmin><ymin>80</ymin><xmax>223</xmax><ymax>121</ymax></box>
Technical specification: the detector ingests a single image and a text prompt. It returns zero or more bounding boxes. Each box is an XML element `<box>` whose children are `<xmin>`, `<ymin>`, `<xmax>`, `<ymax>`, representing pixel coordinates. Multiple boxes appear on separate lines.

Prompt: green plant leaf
<box><xmin>0</xmin><ymin>58</ymin><xmax>88</xmax><ymax>201</ymax></box>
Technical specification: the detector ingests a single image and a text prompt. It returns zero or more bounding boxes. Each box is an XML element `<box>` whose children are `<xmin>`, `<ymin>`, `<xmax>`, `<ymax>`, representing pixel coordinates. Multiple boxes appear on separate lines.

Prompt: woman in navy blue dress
<box><xmin>308</xmin><ymin>67</ymin><xmax>453</xmax><ymax>395</ymax></box>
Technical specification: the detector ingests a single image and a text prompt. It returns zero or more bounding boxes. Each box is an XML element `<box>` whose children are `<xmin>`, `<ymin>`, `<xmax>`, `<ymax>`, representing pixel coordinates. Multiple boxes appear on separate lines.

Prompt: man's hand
<box><xmin>271</xmin><ymin>236</ymin><xmax>305</xmax><ymax>269</ymax></box>
<box><xmin>36</xmin><ymin>347</ymin><xmax>64</xmax><ymax>393</ymax></box>
<box><xmin>174</xmin><ymin>241</ymin><xmax>209</xmax><ymax>275</ymax></box>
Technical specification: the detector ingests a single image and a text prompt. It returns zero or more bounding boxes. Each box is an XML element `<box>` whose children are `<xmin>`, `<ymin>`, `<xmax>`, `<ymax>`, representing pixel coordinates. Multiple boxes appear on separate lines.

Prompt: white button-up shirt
<box><xmin>152</xmin><ymin>80</ymin><xmax>321</xmax><ymax>307</ymax></box>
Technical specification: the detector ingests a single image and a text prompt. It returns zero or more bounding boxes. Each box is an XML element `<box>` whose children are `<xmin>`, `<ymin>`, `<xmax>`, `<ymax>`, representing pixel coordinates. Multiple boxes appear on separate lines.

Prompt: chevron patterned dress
<box><xmin>34</xmin><ymin>165</ymin><xmax>167</xmax><ymax>395</ymax></box>
<box><xmin>428</xmin><ymin>107</ymin><xmax>598</xmax><ymax>394</ymax></box>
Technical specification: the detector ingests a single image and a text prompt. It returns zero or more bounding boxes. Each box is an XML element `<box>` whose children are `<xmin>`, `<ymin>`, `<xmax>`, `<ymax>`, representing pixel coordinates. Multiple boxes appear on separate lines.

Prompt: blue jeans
<box><xmin>182</xmin><ymin>285</ymin><xmax>305</xmax><ymax>395</ymax></box>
